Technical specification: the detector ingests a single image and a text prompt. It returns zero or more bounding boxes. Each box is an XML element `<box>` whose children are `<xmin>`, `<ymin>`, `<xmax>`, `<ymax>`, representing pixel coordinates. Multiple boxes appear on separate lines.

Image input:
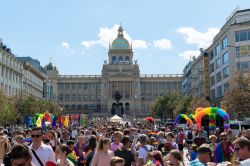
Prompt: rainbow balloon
<box><xmin>173</xmin><ymin>114</ymin><xmax>193</xmax><ymax>127</ymax></box>
<box><xmin>194</xmin><ymin>107</ymin><xmax>230</xmax><ymax>130</ymax></box>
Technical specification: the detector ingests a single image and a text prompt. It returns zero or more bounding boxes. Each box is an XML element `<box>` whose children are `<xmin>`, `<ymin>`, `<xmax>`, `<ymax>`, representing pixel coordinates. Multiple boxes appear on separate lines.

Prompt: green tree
<box><xmin>0</xmin><ymin>91</ymin><xmax>17</xmax><ymax>125</ymax></box>
<box><xmin>224</xmin><ymin>72</ymin><xmax>250</xmax><ymax>119</ymax></box>
<box><xmin>151</xmin><ymin>92</ymin><xmax>181</xmax><ymax>120</ymax></box>
<box><xmin>189</xmin><ymin>96</ymin><xmax>210</xmax><ymax>113</ymax></box>
<box><xmin>174</xmin><ymin>96</ymin><xmax>192</xmax><ymax>116</ymax></box>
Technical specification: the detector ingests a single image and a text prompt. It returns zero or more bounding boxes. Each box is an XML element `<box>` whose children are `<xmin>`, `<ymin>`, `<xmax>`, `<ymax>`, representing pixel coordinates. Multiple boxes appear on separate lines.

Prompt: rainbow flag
<box><xmin>64</xmin><ymin>115</ymin><xmax>69</xmax><ymax>127</ymax></box>
<box><xmin>36</xmin><ymin>116</ymin><xmax>42</xmax><ymax>127</ymax></box>
<box><xmin>67</xmin><ymin>151</ymin><xmax>78</xmax><ymax>165</ymax></box>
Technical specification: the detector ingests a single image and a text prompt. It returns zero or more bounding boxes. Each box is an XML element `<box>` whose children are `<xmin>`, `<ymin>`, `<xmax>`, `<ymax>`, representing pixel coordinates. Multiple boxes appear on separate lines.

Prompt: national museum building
<box><xmin>45</xmin><ymin>26</ymin><xmax>182</xmax><ymax>118</ymax></box>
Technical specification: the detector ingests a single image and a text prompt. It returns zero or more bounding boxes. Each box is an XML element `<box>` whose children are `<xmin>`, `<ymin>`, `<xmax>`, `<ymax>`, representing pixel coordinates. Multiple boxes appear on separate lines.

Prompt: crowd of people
<box><xmin>0</xmin><ymin>119</ymin><xmax>249</xmax><ymax>166</ymax></box>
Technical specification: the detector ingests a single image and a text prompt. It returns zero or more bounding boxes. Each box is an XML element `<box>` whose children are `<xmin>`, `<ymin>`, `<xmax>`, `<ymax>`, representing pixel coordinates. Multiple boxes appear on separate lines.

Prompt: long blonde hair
<box><xmin>1</xmin><ymin>136</ymin><xmax>11</xmax><ymax>153</ymax></box>
<box><xmin>96</xmin><ymin>137</ymin><xmax>110</xmax><ymax>151</ymax></box>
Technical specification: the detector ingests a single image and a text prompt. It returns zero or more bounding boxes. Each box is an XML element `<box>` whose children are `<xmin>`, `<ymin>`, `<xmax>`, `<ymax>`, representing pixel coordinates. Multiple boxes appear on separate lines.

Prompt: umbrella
<box><xmin>144</xmin><ymin>117</ymin><xmax>156</xmax><ymax>123</ymax></box>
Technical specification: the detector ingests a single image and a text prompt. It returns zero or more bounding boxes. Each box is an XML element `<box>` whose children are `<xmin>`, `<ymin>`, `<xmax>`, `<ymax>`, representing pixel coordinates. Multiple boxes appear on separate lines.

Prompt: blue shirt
<box><xmin>191</xmin><ymin>152</ymin><xmax>198</xmax><ymax>161</ymax></box>
<box><xmin>188</xmin><ymin>159</ymin><xmax>206</xmax><ymax>166</ymax></box>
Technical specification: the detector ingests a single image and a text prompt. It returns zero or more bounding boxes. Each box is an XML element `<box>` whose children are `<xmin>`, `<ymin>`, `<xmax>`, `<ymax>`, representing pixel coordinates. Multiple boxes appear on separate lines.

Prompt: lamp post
<box><xmin>227</xmin><ymin>45</ymin><xmax>240</xmax><ymax>71</ymax></box>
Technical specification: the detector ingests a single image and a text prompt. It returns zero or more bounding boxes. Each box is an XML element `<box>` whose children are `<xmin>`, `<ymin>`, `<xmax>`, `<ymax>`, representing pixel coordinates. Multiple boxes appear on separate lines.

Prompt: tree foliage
<box><xmin>224</xmin><ymin>72</ymin><xmax>250</xmax><ymax>119</ymax></box>
<box><xmin>151</xmin><ymin>92</ymin><xmax>181</xmax><ymax>120</ymax></box>
<box><xmin>189</xmin><ymin>96</ymin><xmax>210</xmax><ymax>113</ymax></box>
<box><xmin>0</xmin><ymin>91</ymin><xmax>63</xmax><ymax>125</ymax></box>
<box><xmin>151</xmin><ymin>92</ymin><xmax>211</xmax><ymax>119</ymax></box>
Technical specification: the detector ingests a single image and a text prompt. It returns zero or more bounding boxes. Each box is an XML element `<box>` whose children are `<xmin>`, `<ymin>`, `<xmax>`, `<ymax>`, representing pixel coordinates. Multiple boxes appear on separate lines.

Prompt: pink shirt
<box><xmin>91</xmin><ymin>150</ymin><xmax>114</xmax><ymax>166</ymax></box>
<box><xmin>110</xmin><ymin>142</ymin><xmax>123</xmax><ymax>152</ymax></box>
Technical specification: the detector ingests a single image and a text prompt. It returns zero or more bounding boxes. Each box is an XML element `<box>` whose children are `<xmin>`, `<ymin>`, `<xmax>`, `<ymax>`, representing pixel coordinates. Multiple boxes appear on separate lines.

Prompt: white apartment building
<box><xmin>0</xmin><ymin>41</ymin><xmax>23</xmax><ymax>96</ymax></box>
<box><xmin>207</xmin><ymin>9</ymin><xmax>250</xmax><ymax>106</ymax></box>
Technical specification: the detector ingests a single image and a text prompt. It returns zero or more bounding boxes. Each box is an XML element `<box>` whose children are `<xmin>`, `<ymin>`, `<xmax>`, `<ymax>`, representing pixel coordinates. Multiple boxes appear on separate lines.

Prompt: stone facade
<box><xmin>46</xmin><ymin>26</ymin><xmax>182</xmax><ymax>118</ymax></box>
<box><xmin>0</xmin><ymin>41</ymin><xmax>23</xmax><ymax>96</ymax></box>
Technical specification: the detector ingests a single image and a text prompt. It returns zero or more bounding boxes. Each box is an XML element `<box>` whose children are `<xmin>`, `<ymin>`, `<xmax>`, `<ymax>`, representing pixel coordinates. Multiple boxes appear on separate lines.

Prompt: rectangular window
<box><xmin>215</xmin><ymin>44</ymin><xmax>221</xmax><ymax>55</ymax></box>
<box><xmin>241</xmin><ymin>62</ymin><xmax>250</xmax><ymax>72</ymax></box>
<box><xmin>224</xmin><ymin>82</ymin><xmax>229</xmax><ymax>93</ymax></box>
<box><xmin>235</xmin><ymin>30</ymin><xmax>250</xmax><ymax>42</ymax></box>
<box><xmin>223</xmin><ymin>67</ymin><xmax>229</xmax><ymax>78</ymax></box>
<box><xmin>65</xmin><ymin>83</ymin><xmax>70</xmax><ymax>91</ymax></box>
<box><xmin>72</xmin><ymin>94</ymin><xmax>76</xmax><ymax>101</ymax></box>
<box><xmin>210</xmin><ymin>52</ymin><xmax>214</xmax><ymax>60</ymax></box>
<box><xmin>209</xmin><ymin>63</ymin><xmax>214</xmax><ymax>73</ymax></box>
<box><xmin>216</xmin><ymin>58</ymin><xmax>221</xmax><ymax>69</ymax></box>
<box><xmin>223</xmin><ymin>52</ymin><xmax>229</xmax><ymax>64</ymax></box>
<box><xmin>217</xmin><ymin>86</ymin><xmax>222</xmax><ymax>97</ymax></box>
<box><xmin>78</xmin><ymin>83</ymin><xmax>82</xmax><ymax>90</ymax></box>
<box><xmin>210</xmin><ymin>89</ymin><xmax>215</xmax><ymax>99</ymax></box>
<box><xmin>222</xmin><ymin>37</ymin><xmax>228</xmax><ymax>50</ymax></box>
<box><xmin>216</xmin><ymin>72</ymin><xmax>221</xmax><ymax>83</ymax></box>
<box><xmin>71</xmin><ymin>83</ymin><xmax>76</xmax><ymax>91</ymax></box>
<box><xmin>210</xmin><ymin>76</ymin><xmax>215</xmax><ymax>86</ymax></box>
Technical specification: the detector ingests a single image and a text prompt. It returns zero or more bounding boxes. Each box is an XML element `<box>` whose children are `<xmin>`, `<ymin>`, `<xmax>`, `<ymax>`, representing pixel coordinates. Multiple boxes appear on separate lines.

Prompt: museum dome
<box><xmin>111</xmin><ymin>25</ymin><xmax>130</xmax><ymax>49</ymax></box>
<box><xmin>44</xmin><ymin>62</ymin><xmax>57</xmax><ymax>71</ymax></box>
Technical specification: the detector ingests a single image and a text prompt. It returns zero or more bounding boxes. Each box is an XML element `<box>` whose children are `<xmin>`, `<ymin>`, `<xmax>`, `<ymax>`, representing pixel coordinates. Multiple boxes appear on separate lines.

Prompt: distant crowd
<box><xmin>0</xmin><ymin>119</ymin><xmax>250</xmax><ymax>166</ymax></box>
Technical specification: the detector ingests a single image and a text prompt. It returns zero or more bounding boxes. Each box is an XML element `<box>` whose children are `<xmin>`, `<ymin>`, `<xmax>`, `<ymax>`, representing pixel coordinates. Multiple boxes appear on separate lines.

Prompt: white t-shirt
<box><xmin>241</xmin><ymin>158</ymin><xmax>250</xmax><ymax>166</ymax></box>
<box><xmin>30</xmin><ymin>143</ymin><xmax>56</xmax><ymax>166</ymax></box>
<box><xmin>71</xmin><ymin>129</ymin><xmax>78</xmax><ymax>139</ymax></box>
<box><xmin>138</xmin><ymin>144</ymin><xmax>152</xmax><ymax>164</ymax></box>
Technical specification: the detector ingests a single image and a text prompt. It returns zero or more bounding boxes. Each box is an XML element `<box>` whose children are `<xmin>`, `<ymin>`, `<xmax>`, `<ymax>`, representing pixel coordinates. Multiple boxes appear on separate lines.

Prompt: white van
<box><xmin>230</xmin><ymin>119</ymin><xmax>250</xmax><ymax>136</ymax></box>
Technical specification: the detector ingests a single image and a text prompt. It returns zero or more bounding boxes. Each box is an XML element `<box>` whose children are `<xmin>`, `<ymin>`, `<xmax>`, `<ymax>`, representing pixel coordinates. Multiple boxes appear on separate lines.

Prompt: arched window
<box><xmin>72</xmin><ymin>104</ymin><xmax>75</xmax><ymax>110</ymax></box>
<box><xmin>125</xmin><ymin>56</ymin><xmax>129</xmax><ymax>64</ymax></box>
<box><xmin>65</xmin><ymin>104</ymin><xmax>69</xmax><ymax>110</ymax></box>
<box><xmin>78</xmin><ymin>104</ymin><xmax>82</xmax><ymax>110</ymax></box>
<box><xmin>118</xmin><ymin>56</ymin><xmax>123</xmax><ymax>64</ymax></box>
<box><xmin>112</xmin><ymin>56</ymin><xmax>117</xmax><ymax>64</ymax></box>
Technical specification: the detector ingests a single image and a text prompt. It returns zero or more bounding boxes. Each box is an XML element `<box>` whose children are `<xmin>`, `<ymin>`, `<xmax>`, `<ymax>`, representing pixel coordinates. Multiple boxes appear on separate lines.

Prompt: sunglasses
<box><xmin>234</xmin><ymin>147</ymin><xmax>240</xmax><ymax>151</ymax></box>
<box><xmin>221</xmin><ymin>138</ymin><xmax>227</xmax><ymax>140</ymax></box>
<box><xmin>31</xmin><ymin>134</ymin><xmax>41</xmax><ymax>138</ymax></box>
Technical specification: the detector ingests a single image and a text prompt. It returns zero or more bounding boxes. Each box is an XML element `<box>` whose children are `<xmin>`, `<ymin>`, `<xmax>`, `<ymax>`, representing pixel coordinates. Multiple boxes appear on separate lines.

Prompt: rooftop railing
<box><xmin>59</xmin><ymin>75</ymin><xmax>102</xmax><ymax>78</ymax></box>
<box><xmin>140</xmin><ymin>74</ymin><xmax>183</xmax><ymax>78</ymax></box>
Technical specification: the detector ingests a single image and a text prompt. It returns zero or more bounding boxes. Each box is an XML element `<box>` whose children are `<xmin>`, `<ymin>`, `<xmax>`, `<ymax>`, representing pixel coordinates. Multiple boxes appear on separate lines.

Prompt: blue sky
<box><xmin>0</xmin><ymin>0</ymin><xmax>249</xmax><ymax>75</ymax></box>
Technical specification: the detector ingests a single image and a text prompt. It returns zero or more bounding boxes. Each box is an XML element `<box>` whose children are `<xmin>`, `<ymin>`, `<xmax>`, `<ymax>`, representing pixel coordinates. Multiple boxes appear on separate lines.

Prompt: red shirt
<box><xmin>178</xmin><ymin>131</ymin><xmax>185</xmax><ymax>144</ymax></box>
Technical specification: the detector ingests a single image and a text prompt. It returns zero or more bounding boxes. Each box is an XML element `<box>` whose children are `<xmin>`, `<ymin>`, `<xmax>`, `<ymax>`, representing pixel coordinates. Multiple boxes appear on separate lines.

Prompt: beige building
<box><xmin>0</xmin><ymin>39</ymin><xmax>48</xmax><ymax>99</ymax></box>
<box><xmin>182</xmin><ymin>50</ymin><xmax>210</xmax><ymax>99</ymax></box>
<box><xmin>207</xmin><ymin>9</ymin><xmax>250</xmax><ymax>106</ymax></box>
<box><xmin>46</xmin><ymin>26</ymin><xmax>182</xmax><ymax>118</ymax></box>
<box><xmin>0</xmin><ymin>40</ymin><xmax>23</xmax><ymax>96</ymax></box>
<box><xmin>18</xmin><ymin>57</ymin><xmax>48</xmax><ymax>99</ymax></box>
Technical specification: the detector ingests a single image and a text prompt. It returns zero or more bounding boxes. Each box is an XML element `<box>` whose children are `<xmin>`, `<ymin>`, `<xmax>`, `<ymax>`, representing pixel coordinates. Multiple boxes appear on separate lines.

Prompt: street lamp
<box><xmin>227</xmin><ymin>45</ymin><xmax>240</xmax><ymax>71</ymax></box>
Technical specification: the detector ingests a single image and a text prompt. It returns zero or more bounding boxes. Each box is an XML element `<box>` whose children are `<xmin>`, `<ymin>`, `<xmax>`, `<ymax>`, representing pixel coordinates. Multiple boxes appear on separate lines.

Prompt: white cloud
<box><xmin>61</xmin><ymin>42</ymin><xmax>70</xmax><ymax>49</ymax></box>
<box><xmin>80</xmin><ymin>24</ymin><xmax>149</xmax><ymax>49</ymax></box>
<box><xmin>80</xmin><ymin>40</ymin><xmax>99</xmax><ymax>48</ymax></box>
<box><xmin>177</xmin><ymin>27</ymin><xmax>219</xmax><ymax>48</ymax></box>
<box><xmin>153</xmin><ymin>39</ymin><xmax>172</xmax><ymax>50</ymax></box>
<box><xmin>179</xmin><ymin>50</ymin><xmax>200</xmax><ymax>60</ymax></box>
<box><xmin>132</xmin><ymin>40</ymin><xmax>148</xmax><ymax>49</ymax></box>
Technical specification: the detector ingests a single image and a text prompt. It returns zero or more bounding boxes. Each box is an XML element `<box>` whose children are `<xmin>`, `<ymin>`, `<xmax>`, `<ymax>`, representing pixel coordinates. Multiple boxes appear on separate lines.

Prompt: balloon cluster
<box><xmin>173</xmin><ymin>114</ymin><xmax>193</xmax><ymax>127</ymax></box>
<box><xmin>193</xmin><ymin>107</ymin><xmax>230</xmax><ymax>130</ymax></box>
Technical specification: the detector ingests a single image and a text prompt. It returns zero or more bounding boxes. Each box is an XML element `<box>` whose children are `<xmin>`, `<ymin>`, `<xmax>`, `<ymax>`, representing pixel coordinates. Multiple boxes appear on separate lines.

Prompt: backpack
<box><xmin>187</xmin><ymin>130</ymin><xmax>193</xmax><ymax>140</ymax></box>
